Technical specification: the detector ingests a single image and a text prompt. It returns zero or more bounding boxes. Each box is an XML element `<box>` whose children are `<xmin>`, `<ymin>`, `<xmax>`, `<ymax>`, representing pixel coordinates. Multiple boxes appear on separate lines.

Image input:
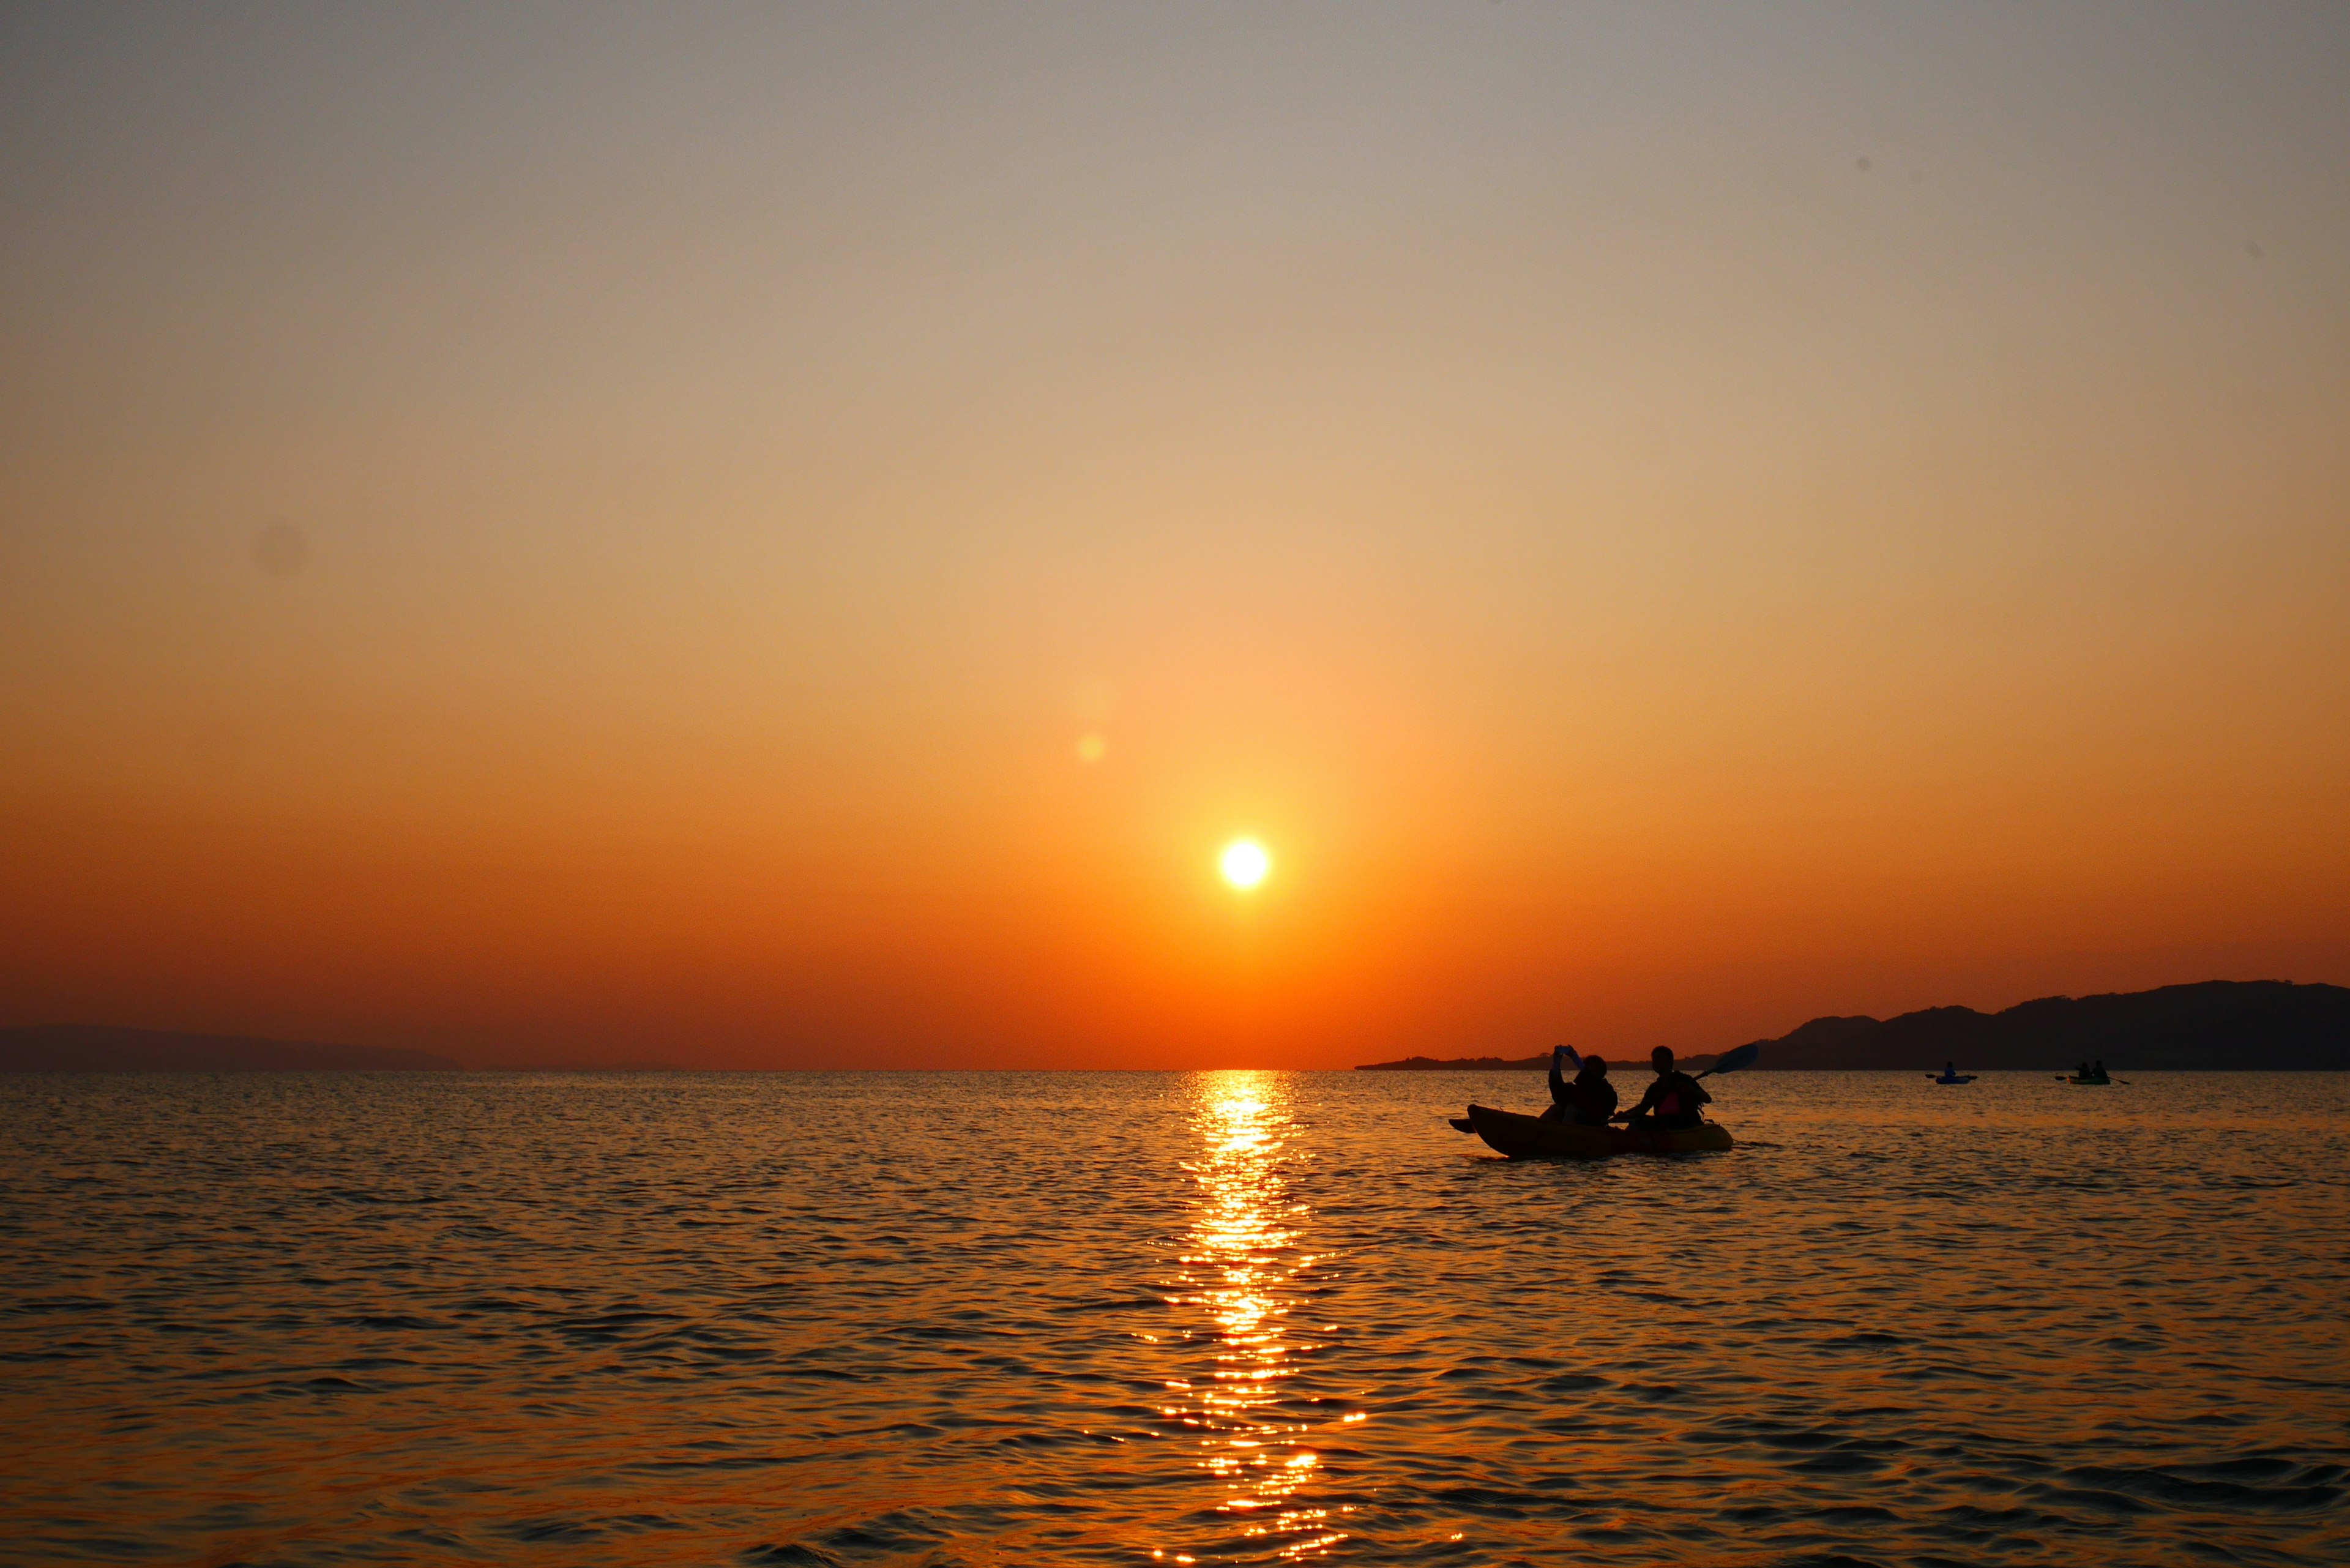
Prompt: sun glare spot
<box><xmin>1076</xmin><ymin>733</ymin><xmax>1107</xmax><ymax>763</ymax></box>
<box><xmin>1220</xmin><ymin>839</ymin><xmax>1270</xmax><ymax>890</ymax></box>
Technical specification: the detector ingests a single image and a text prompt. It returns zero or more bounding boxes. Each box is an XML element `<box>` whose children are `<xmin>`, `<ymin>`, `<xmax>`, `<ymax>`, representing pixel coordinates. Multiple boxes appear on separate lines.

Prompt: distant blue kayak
<box><xmin>1928</xmin><ymin>1073</ymin><xmax>1977</xmax><ymax>1085</ymax></box>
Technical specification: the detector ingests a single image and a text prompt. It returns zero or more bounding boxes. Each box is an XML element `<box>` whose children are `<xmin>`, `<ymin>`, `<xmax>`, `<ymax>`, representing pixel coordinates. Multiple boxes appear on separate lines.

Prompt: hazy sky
<box><xmin>4</xmin><ymin>3</ymin><xmax>2346</xmax><ymax>1067</ymax></box>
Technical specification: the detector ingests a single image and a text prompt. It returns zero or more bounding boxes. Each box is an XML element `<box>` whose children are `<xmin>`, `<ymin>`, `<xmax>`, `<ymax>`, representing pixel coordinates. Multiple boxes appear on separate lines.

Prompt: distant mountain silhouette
<box><xmin>0</xmin><ymin>1025</ymin><xmax>461</xmax><ymax>1072</ymax></box>
<box><xmin>1356</xmin><ymin>982</ymin><xmax>2349</xmax><ymax>1073</ymax></box>
<box><xmin>1744</xmin><ymin>981</ymin><xmax>2350</xmax><ymax>1070</ymax></box>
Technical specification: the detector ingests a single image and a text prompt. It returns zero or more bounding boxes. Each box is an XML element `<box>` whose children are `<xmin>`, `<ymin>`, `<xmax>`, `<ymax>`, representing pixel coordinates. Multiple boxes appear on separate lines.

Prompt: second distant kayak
<box><xmin>1461</xmin><ymin>1104</ymin><xmax>1734</xmax><ymax>1160</ymax></box>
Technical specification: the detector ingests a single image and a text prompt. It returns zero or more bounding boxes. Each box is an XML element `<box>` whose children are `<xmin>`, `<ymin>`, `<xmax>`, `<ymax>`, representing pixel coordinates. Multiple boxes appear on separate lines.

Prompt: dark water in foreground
<box><xmin>3</xmin><ymin>1072</ymin><xmax>2347</xmax><ymax>1567</ymax></box>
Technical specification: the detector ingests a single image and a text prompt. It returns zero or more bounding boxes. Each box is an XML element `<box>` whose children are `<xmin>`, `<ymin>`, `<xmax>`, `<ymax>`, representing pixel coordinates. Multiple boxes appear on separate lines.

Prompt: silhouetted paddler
<box><xmin>1622</xmin><ymin>1046</ymin><xmax>1710</xmax><ymax>1130</ymax></box>
<box><xmin>1541</xmin><ymin>1047</ymin><xmax>1616</xmax><ymax>1127</ymax></box>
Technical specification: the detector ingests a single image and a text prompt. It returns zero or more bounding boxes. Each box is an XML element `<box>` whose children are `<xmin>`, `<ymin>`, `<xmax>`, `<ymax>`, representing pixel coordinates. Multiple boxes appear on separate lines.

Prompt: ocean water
<box><xmin>2</xmin><ymin>1070</ymin><xmax>2346</xmax><ymax>1567</ymax></box>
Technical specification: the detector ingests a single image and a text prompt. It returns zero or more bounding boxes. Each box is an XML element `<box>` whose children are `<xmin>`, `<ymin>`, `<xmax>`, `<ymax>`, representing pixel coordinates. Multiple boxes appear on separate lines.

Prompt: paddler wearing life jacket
<box><xmin>1621</xmin><ymin>1047</ymin><xmax>1710</xmax><ymax>1130</ymax></box>
<box><xmin>1540</xmin><ymin>1046</ymin><xmax>1616</xmax><ymax>1127</ymax></box>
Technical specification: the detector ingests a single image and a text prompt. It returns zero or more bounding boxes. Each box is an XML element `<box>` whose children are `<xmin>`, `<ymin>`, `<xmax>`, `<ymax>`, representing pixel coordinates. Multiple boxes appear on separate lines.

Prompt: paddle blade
<box><xmin>1700</xmin><ymin>1042</ymin><xmax>1760</xmax><ymax>1078</ymax></box>
<box><xmin>1450</xmin><ymin>1116</ymin><xmax>1475</xmax><ymax>1133</ymax></box>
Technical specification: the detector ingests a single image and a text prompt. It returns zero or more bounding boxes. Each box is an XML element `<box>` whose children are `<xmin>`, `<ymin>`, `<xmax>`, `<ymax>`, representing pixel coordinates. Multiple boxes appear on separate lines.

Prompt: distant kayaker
<box><xmin>1621</xmin><ymin>1047</ymin><xmax>1710</xmax><ymax>1131</ymax></box>
<box><xmin>1542</xmin><ymin>1047</ymin><xmax>1616</xmax><ymax>1127</ymax></box>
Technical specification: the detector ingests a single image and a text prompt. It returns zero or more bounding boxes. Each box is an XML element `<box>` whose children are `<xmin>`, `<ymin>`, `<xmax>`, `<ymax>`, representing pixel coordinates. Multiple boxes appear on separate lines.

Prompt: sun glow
<box><xmin>1220</xmin><ymin>839</ymin><xmax>1270</xmax><ymax>891</ymax></box>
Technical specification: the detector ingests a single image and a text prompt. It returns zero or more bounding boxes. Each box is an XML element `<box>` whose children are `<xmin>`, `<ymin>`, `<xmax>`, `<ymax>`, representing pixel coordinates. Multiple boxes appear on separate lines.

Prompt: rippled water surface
<box><xmin>4</xmin><ymin>1070</ymin><xmax>2348</xmax><ymax>1566</ymax></box>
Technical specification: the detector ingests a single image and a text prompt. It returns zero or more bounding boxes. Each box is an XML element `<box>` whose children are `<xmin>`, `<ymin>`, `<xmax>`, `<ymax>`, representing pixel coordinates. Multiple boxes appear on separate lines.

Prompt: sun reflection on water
<box><xmin>1163</xmin><ymin>1072</ymin><xmax>1346</xmax><ymax>1561</ymax></box>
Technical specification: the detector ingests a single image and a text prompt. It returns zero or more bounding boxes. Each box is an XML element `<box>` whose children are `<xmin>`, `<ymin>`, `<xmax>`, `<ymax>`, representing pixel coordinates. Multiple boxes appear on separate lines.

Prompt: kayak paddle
<box><xmin>1696</xmin><ymin>1042</ymin><xmax>1759</xmax><ymax>1080</ymax></box>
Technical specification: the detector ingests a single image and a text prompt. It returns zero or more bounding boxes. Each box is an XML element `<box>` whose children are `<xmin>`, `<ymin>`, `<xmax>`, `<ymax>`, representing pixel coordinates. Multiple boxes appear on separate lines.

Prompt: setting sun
<box><xmin>1220</xmin><ymin>840</ymin><xmax>1271</xmax><ymax>891</ymax></box>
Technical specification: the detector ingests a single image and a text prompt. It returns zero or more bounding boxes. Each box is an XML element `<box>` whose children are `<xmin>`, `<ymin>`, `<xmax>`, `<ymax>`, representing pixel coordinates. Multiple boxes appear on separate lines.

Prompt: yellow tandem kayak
<box><xmin>1462</xmin><ymin>1104</ymin><xmax>1735</xmax><ymax>1160</ymax></box>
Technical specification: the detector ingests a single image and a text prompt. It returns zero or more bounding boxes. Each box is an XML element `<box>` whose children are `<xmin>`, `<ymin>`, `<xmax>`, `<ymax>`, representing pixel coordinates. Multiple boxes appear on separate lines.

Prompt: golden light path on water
<box><xmin>1159</xmin><ymin>1072</ymin><xmax>1351</xmax><ymax>1563</ymax></box>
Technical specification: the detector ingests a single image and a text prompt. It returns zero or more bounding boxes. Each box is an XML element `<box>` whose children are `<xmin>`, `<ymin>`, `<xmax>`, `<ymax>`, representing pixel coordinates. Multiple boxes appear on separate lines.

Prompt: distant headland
<box><xmin>1359</xmin><ymin>1050</ymin><xmax>1728</xmax><ymax>1073</ymax></box>
<box><xmin>1357</xmin><ymin>980</ymin><xmax>2350</xmax><ymax>1072</ymax></box>
<box><xmin>0</xmin><ymin>1026</ymin><xmax>461</xmax><ymax>1073</ymax></box>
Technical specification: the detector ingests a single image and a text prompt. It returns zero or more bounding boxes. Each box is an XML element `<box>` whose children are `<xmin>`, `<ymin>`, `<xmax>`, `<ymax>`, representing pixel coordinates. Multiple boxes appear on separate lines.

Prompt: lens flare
<box><xmin>1220</xmin><ymin>840</ymin><xmax>1270</xmax><ymax>890</ymax></box>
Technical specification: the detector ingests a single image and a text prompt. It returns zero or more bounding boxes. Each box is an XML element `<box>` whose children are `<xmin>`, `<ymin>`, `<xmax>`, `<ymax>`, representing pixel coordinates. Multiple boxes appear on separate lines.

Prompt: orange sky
<box><xmin>4</xmin><ymin>5</ymin><xmax>2347</xmax><ymax>1067</ymax></box>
